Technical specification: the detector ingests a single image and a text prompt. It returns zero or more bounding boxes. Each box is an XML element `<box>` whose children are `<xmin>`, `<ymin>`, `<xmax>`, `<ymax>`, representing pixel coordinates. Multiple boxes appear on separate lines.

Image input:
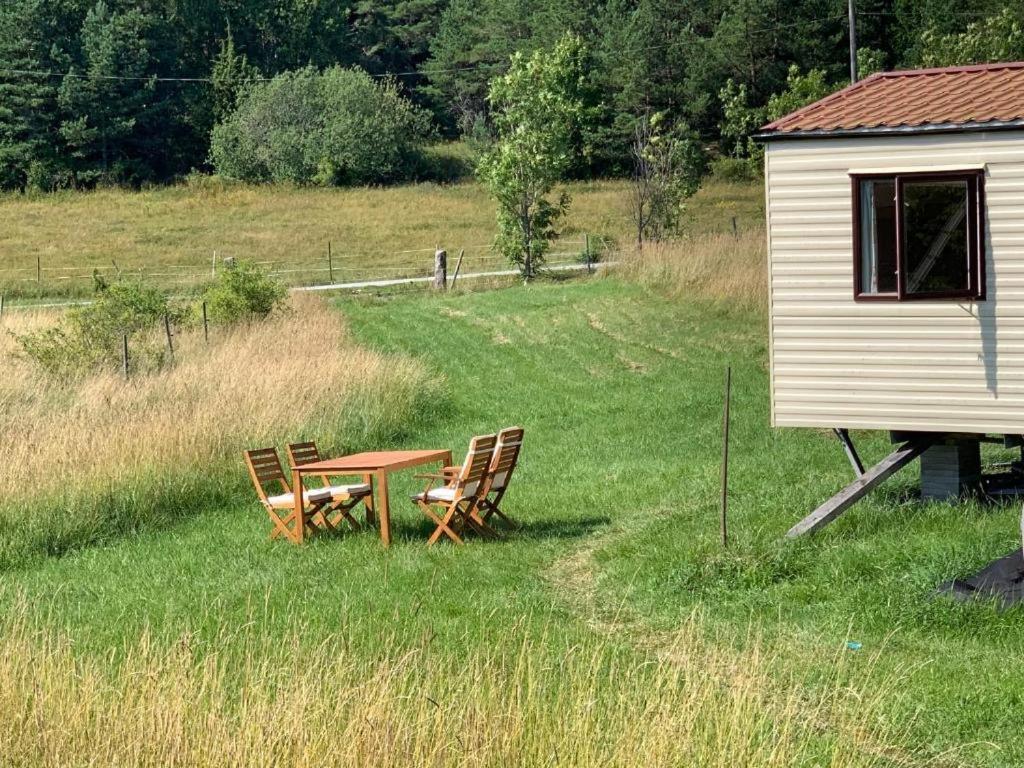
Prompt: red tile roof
<box><xmin>759</xmin><ymin>61</ymin><xmax>1024</xmax><ymax>137</ymax></box>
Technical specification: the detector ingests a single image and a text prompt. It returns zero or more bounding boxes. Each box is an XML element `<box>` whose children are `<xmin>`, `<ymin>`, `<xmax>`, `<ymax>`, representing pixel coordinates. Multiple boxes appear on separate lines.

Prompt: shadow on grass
<box><xmin>395</xmin><ymin>514</ymin><xmax>611</xmax><ymax>544</ymax></box>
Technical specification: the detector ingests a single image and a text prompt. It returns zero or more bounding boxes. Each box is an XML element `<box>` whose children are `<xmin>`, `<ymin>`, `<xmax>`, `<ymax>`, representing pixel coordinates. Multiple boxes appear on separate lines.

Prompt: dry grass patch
<box><xmin>0</xmin><ymin>602</ymin><xmax>910</xmax><ymax>768</ymax></box>
<box><xmin>0</xmin><ymin>295</ymin><xmax>434</xmax><ymax>567</ymax></box>
<box><xmin>618</xmin><ymin>230</ymin><xmax>767</xmax><ymax>312</ymax></box>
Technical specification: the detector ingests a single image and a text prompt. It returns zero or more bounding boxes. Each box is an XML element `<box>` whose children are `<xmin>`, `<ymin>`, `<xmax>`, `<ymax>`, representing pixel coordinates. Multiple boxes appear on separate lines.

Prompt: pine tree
<box><xmin>0</xmin><ymin>0</ymin><xmax>61</xmax><ymax>190</ymax></box>
<box><xmin>211</xmin><ymin>30</ymin><xmax>258</xmax><ymax>124</ymax></box>
<box><xmin>57</xmin><ymin>1</ymin><xmax>166</xmax><ymax>185</ymax></box>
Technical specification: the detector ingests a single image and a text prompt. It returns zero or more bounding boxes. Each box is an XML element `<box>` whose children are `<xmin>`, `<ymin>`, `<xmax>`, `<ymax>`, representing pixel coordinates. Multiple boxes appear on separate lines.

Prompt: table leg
<box><xmin>292</xmin><ymin>468</ymin><xmax>304</xmax><ymax>544</ymax></box>
<box><xmin>363</xmin><ymin>473</ymin><xmax>376</xmax><ymax>527</ymax></box>
<box><xmin>376</xmin><ymin>470</ymin><xmax>391</xmax><ymax>547</ymax></box>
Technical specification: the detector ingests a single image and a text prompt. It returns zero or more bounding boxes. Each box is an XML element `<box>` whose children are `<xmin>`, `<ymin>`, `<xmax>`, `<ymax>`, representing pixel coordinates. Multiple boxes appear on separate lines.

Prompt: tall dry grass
<box><xmin>0</xmin><ymin>602</ymin><xmax>910</xmax><ymax>768</ymax></box>
<box><xmin>0</xmin><ymin>295</ymin><xmax>434</xmax><ymax>567</ymax></box>
<box><xmin>618</xmin><ymin>230</ymin><xmax>768</xmax><ymax>313</ymax></box>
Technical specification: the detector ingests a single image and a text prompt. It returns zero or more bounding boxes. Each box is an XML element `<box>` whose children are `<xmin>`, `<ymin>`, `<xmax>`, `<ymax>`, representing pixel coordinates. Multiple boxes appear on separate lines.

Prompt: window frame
<box><xmin>850</xmin><ymin>169</ymin><xmax>985</xmax><ymax>302</ymax></box>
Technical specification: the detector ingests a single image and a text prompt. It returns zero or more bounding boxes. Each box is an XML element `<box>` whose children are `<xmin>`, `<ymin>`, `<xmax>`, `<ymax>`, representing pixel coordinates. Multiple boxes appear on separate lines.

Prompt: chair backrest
<box><xmin>488</xmin><ymin>426</ymin><xmax>524</xmax><ymax>492</ymax></box>
<box><xmin>244</xmin><ymin>447</ymin><xmax>290</xmax><ymax>505</ymax></box>
<box><xmin>286</xmin><ymin>441</ymin><xmax>333</xmax><ymax>488</ymax></box>
<box><xmin>454</xmin><ymin>433</ymin><xmax>497</xmax><ymax>497</ymax></box>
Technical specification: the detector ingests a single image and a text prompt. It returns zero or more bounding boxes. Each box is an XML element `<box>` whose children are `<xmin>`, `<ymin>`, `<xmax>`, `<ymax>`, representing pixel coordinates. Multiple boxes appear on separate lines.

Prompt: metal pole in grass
<box><xmin>585</xmin><ymin>233</ymin><xmax>592</xmax><ymax>274</ymax></box>
<box><xmin>36</xmin><ymin>256</ymin><xmax>41</xmax><ymax>284</ymax></box>
<box><xmin>201</xmin><ymin>301</ymin><xmax>209</xmax><ymax>343</ymax></box>
<box><xmin>450</xmin><ymin>249</ymin><xmax>465</xmax><ymax>289</ymax></box>
<box><xmin>328</xmin><ymin>241</ymin><xmax>334</xmax><ymax>284</ymax></box>
<box><xmin>720</xmin><ymin>365</ymin><xmax>732</xmax><ymax>548</ymax></box>
<box><xmin>122</xmin><ymin>334</ymin><xmax>130</xmax><ymax>380</ymax></box>
<box><xmin>164</xmin><ymin>313</ymin><xmax>174</xmax><ymax>358</ymax></box>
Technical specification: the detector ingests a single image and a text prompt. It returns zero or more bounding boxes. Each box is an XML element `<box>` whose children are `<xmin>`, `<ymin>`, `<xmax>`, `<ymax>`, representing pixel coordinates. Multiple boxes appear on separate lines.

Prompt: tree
<box><xmin>917</xmin><ymin>7</ymin><xmax>1024</xmax><ymax>67</ymax></box>
<box><xmin>57</xmin><ymin>1</ymin><xmax>169</xmax><ymax>185</ymax></box>
<box><xmin>210</xmin><ymin>30</ymin><xmax>258</xmax><ymax>125</ymax></box>
<box><xmin>476</xmin><ymin>33</ymin><xmax>587</xmax><ymax>279</ymax></box>
<box><xmin>210</xmin><ymin>66</ymin><xmax>431</xmax><ymax>186</ymax></box>
<box><xmin>629</xmin><ymin>111</ymin><xmax>705</xmax><ymax>247</ymax></box>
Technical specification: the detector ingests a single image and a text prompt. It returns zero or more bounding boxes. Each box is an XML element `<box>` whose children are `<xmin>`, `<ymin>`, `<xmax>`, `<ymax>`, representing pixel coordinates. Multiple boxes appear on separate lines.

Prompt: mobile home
<box><xmin>756</xmin><ymin>62</ymin><xmax>1024</xmax><ymax>532</ymax></box>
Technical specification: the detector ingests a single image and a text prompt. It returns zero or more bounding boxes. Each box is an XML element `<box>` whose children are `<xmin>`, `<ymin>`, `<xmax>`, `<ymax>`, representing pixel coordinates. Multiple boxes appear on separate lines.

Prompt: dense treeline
<box><xmin>0</xmin><ymin>0</ymin><xmax>1020</xmax><ymax>190</ymax></box>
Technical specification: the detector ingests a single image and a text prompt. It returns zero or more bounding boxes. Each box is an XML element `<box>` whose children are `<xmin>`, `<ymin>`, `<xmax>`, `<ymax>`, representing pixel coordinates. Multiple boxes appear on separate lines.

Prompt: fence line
<box><xmin>0</xmin><ymin>236</ymin><xmax>612</xmax><ymax>292</ymax></box>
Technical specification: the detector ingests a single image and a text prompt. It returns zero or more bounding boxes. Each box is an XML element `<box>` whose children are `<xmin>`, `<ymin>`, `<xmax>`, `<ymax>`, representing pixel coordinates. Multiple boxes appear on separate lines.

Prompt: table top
<box><xmin>294</xmin><ymin>449</ymin><xmax>451</xmax><ymax>474</ymax></box>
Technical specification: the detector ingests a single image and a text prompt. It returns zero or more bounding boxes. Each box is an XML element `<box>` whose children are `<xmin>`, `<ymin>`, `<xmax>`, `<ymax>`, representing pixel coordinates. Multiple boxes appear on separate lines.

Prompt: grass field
<box><xmin>0</xmin><ymin>174</ymin><xmax>764</xmax><ymax>299</ymax></box>
<box><xmin>3</xmin><ymin>272</ymin><xmax>1023</xmax><ymax>764</ymax></box>
<box><xmin>5</xmin><ymin>175</ymin><xmax>1023</xmax><ymax>764</ymax></box>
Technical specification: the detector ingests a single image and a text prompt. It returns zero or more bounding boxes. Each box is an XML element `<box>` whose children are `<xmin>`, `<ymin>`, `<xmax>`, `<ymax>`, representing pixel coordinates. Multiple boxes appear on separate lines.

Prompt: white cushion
<box><xmin>324</xmin><ymin>483</ymin><xmax>371</xmax><ymax>497</ymax></box>
<box><xmin>267</xmin><ymin>483</ymin><xmax>370</xmax><ymax>507</ymax></box>
<box><xmin>413</xmin><ymin>486</ymin><xmax>457</xmax><ymax>503</ymax></box>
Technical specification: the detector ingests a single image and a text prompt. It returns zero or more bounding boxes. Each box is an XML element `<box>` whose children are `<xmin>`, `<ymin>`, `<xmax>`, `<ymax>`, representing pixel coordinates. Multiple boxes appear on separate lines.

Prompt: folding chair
<box><xmin>478</xmin><ymin>426</ymin><xmax>525</xmax><ymax>528</ymax></box>
<box><xmin>411</xmin><ymin>433</ymin><xmax>497</xmax><ymax>545</ymax></box>
<box><xmin>244</xmin><ymin>447</ymin><xmax>370</xmax><ymax>542</ymax></box>
<box><xmin>286</xmin><ymin>441</ymin><xmax>375</xmax><ymax>530</ymax></box>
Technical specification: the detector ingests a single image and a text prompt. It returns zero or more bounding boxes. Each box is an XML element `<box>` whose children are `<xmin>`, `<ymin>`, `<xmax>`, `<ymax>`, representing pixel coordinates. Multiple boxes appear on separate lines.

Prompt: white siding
<box><xmin>766</xmin><ymin>130</ymin><xmax>1024</xmax><ymax>433</ymax></box>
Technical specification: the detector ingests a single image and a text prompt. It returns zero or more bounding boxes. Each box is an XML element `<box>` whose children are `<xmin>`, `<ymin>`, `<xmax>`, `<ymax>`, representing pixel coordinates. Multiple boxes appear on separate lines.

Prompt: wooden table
<box><xmin>291</xmin><ymin>449</ymin><xmax>453</xmax><ymax>547</ymax></box>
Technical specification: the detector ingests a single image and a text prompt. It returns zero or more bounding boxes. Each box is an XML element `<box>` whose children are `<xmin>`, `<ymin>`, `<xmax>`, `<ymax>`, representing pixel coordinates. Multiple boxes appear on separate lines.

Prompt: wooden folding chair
<box><xmin>286</xmin><ymin>441</ymin><xmax>375</xmax><ymax>531</ymax></box>
<box><xmin>245</xmin><ymin>447</ymin><xmax>332</xmax><ymax>542</ymax></box>
<box><xmin>286</xmin><ymin>441</ymin><xmax>375</xmax><ymax>530</ymax></box>
<box><xmin>411</xmin><ymin>433</ymin><xmax>497</xmax><ymax>545</ymax></box>
<box><xmin>478</xmin><ymin>426</ymin><xmax>525</xmax><ymax>528</ymax></box>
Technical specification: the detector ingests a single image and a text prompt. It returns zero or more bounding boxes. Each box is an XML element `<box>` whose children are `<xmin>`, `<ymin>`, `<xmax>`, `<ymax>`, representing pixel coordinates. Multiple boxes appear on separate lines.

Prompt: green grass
<box><xmin>3</xmin><ymin>276</ymin><xmax>1018</xmax><ymax>763</ymax></box>
<box><xmin>0</xmin><ymin>175</ymin><xmax>764</xmax><ymax>300</ymax></box>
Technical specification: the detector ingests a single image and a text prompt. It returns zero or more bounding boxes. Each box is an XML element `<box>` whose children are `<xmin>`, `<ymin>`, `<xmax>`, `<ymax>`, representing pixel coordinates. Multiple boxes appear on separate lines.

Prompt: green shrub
<box><xmin>210</xmin><ymin>66</ymin><xmax>432</xmax><ymax>186</ymax></box>
<box><xmin>201</xmin><ymin>260</ymin><xmax>288</xmax><ymax>325</ymax></box>
<box><xmin>15</xmin><ymin>280</ymin><xmax>176</xmax><ymax>377</ymax></box>
<box><xmin>709</xmin><ymin>156</ymin><xmax>759</xmax><ymax>183</ymax></box>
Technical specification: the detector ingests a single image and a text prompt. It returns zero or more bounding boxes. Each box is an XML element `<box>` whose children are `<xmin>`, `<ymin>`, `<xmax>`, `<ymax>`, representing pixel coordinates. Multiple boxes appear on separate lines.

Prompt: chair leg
<box><xmin>419</xmin><ymin>501</ymin><xmax>464</xmax><ymax>545</ymax></box>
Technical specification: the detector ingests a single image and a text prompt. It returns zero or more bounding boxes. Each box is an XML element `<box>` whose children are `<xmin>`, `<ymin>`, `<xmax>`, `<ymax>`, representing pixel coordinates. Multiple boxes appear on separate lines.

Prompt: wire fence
<box><xmin>0</xmin><ymin>236</ymin><xmax>614</xmax><ymax>297</ymax></box>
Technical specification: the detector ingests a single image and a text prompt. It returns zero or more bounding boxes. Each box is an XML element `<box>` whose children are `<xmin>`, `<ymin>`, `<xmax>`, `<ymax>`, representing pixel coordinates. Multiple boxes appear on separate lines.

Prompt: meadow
<box><xmin>1</xmin><ymin>177</ymin><xmax>1022</xmax><ymax>765</ymax></box>
<box><xmin>0</xmin><ymin>173</ymin><xmax>764</xmax><ymax>300</ymax></box>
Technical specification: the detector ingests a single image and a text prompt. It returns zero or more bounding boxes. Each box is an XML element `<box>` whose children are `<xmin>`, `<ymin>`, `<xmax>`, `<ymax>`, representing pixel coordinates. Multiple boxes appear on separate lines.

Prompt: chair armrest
<box><xmin>415</xmin><ymin>473</ymin><xmax>448</xmax><ymax>480</ymax></box>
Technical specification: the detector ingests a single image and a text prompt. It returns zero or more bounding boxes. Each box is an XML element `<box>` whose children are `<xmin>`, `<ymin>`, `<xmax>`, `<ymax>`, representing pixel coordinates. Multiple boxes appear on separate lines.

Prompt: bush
<box><xmin>210</xmin><ymin>66</ymin><xmax>432</xmax><ymax>186</ymax></box>
<box><xmin>201</xmin><ymin>260</ymin><xmax>288</xmax><ymax>325</ymax></box>
<box><xmin>14</xmin><ymin>280</ymin><xmax>177</xmax><ymax>377</ymax></box>
<box><xmin>709</xmin><ymin>156</ymin><xmax>759</xmax><ymax>183</ymax></box>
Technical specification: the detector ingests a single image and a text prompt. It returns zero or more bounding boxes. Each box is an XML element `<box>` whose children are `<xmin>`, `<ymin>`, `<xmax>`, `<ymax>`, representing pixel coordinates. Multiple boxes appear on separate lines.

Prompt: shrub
<box><xmin>14</xmin><ymin>280</ymin><xmax>176</xmax><ymax>377</ymax></box>
<box><xmin>210</xmin><ymin>66</ymin><xmax>432</xmax><ymax>186</ymax></box>
<box><xmin>709</xmin><ymin>156</ymin><xmax>759</xmax><ymax>184</ymax></box>
<box><xmin>201</xmin><ymin>260</ymin><xmax>288</xmax><ymax>325</ymax></box>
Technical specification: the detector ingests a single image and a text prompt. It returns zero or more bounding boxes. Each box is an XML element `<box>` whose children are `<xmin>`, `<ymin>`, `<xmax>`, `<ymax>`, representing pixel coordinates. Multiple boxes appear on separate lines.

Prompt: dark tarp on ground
<box><xmin>938</xmin><ymin>549</ymin><xmax>1024</xmax><ymax>608</ymax></box>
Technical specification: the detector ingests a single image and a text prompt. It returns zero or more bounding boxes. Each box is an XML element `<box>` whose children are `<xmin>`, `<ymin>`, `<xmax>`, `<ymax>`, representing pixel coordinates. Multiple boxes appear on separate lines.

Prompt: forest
<box><xmin>0</xmin><ymin>0</ymin><xmax>1022</xmax><ymax>190</ymax></box>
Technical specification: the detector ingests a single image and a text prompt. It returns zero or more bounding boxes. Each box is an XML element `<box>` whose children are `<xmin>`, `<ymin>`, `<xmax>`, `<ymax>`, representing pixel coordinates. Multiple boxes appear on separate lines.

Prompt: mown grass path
<box><xmin>4</xmin><ymin>278</ymin><xmax>1023</xmax><ymax>765</ymax></box>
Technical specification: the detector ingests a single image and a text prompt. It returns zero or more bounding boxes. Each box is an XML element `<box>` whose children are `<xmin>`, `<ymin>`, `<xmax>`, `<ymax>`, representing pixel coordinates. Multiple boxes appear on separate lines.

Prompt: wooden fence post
<box><xmin>122</xmin><ymin>334</ymin><xmax>130</xmax><ymax>380</ymax></box>
<box><xmin>585</xmin><ymin>233</ymin><xmax>593</xmax><ymax>274</ymax></box>
<box><xmin>449</xmin><ymin>249</ymin><xmax>465</xmax><ymax>289</ymax></box>
<box><xmin>720</xmin><ymin>365</ymin><xmax>732</xmax><ymax>548</ymax></box>
<box><xmin>0</xmin><ymin>293</ymin><xmax>5</xmax><ymax>322</ymax></box>
<box><xmin>36</xmin><ymin>256</ymin><xmax>41</xmax><ymax>284</ymax></box>
<box><xmin>731</xmin><ymin>216</ymin><xmax>738</xmax><ymax>239</ymax></box>
<box><xmin>164</xmin><ymin>313</ymin><xmax>174</xmax><ymax>358</ymax></box>
<box><xmin>433</xmin><ymin>247</ymin><xmax>447</xmax><ymax>290</ymax></box>
<box><xmin>202</xmin><ymin>301</ymin><xmax>209</xmax><ymax>343</ymax></box>
<box><xmin>328</xmin><ymin>241</ymin><xmax>334</xmax><ymax>284</ymax></box>
<box><xmin>211</xmin><ymin>251</ymin><xmax>217</xmax><ymax>277</ymax></box>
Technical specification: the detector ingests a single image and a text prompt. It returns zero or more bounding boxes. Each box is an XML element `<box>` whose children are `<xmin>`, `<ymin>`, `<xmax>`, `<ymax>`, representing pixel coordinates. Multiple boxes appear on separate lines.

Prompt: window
<box><xmin>852</xmin><ymin>170</ymin><xmax>984</xmax><ymax>301</ymax></box>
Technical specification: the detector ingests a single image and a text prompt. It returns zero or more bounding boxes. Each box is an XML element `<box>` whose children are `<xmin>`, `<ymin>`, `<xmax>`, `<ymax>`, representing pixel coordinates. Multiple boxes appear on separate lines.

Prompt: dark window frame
<box><xmin>851</xmin><ymin>169</ymin><xmax>985</xmax><ymax>302</ymax></box>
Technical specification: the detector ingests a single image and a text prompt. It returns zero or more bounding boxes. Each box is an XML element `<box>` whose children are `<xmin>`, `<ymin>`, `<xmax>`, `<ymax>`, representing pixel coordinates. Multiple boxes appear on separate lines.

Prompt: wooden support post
<box><xmin>433</xmin><ymin>247</ymin><xmax>447</xmax><ymax>290</ymax></box>
<box><xmin>720</xmin><ymin>366</ymin><xmax>732</xmax><ymax>548</ymax></box>
<box><xmin>201</xmin><ymin>301</ymin><xmax>209</xmax><ymax>343</ymax></box>
<box><xmin>164</xmin><ymin>313</ymin><xmax>174</xmax><ymax>358</ymax></box>
<box><xmin>585</xmin><ymin>233</ymin><xmax>593</xmax><ymax>274</ymax></box>
<box><xmin>731</xmin><ymin>216</ymin><xmax>738</xmax><ymax>238</ymax></box>
<box><xmin>36</xmin><ymin>256</ymin><xmax>41</xmax><ymax>283</ymax></box>
<box><xmin>122</xmin><ymin>334</ymin><xmax>130</xmax><ymax>380</ymax></box>
<box><xmin>0</xmin><ymin>293</ymin><xmax>5</xmax><ymax>321</ymax></box>
<box><xmin>328</xmin><ymin>241</ymin><xmax>334</xmax><ymax>284</ymax></box>
<box><xmin>450</xmin><ymin>249</ymin><xmax>465</xmax><ymax>289</ymax></box>
<box><xmin>786</xmin><ymin>440</ymin><xmax>930</xmax><ymax>538</ymax></box>
<box><xmin>834</xmin><ymin>428</ymin><xmax>865</xmax><ymax>477</ymax></box>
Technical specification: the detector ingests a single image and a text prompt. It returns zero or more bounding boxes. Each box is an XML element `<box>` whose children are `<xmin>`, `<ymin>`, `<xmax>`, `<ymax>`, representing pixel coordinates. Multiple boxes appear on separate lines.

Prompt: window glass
<box><xmin>859</xmin><ymin>180</ymin><xmax>897</xmax><ymax>294</ymax></box>
<box><xmin>902</xmin><ymin>180</ymin><xmax>970</xmax><ymax>295</ymax></box>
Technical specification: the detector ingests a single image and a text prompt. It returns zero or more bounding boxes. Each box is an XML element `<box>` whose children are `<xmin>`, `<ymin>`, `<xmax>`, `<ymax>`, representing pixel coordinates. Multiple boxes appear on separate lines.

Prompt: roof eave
<box><xmin>753</xmin><ymin>119</ymin><xmax>1024</xmax><ymax>142</ymax></box>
